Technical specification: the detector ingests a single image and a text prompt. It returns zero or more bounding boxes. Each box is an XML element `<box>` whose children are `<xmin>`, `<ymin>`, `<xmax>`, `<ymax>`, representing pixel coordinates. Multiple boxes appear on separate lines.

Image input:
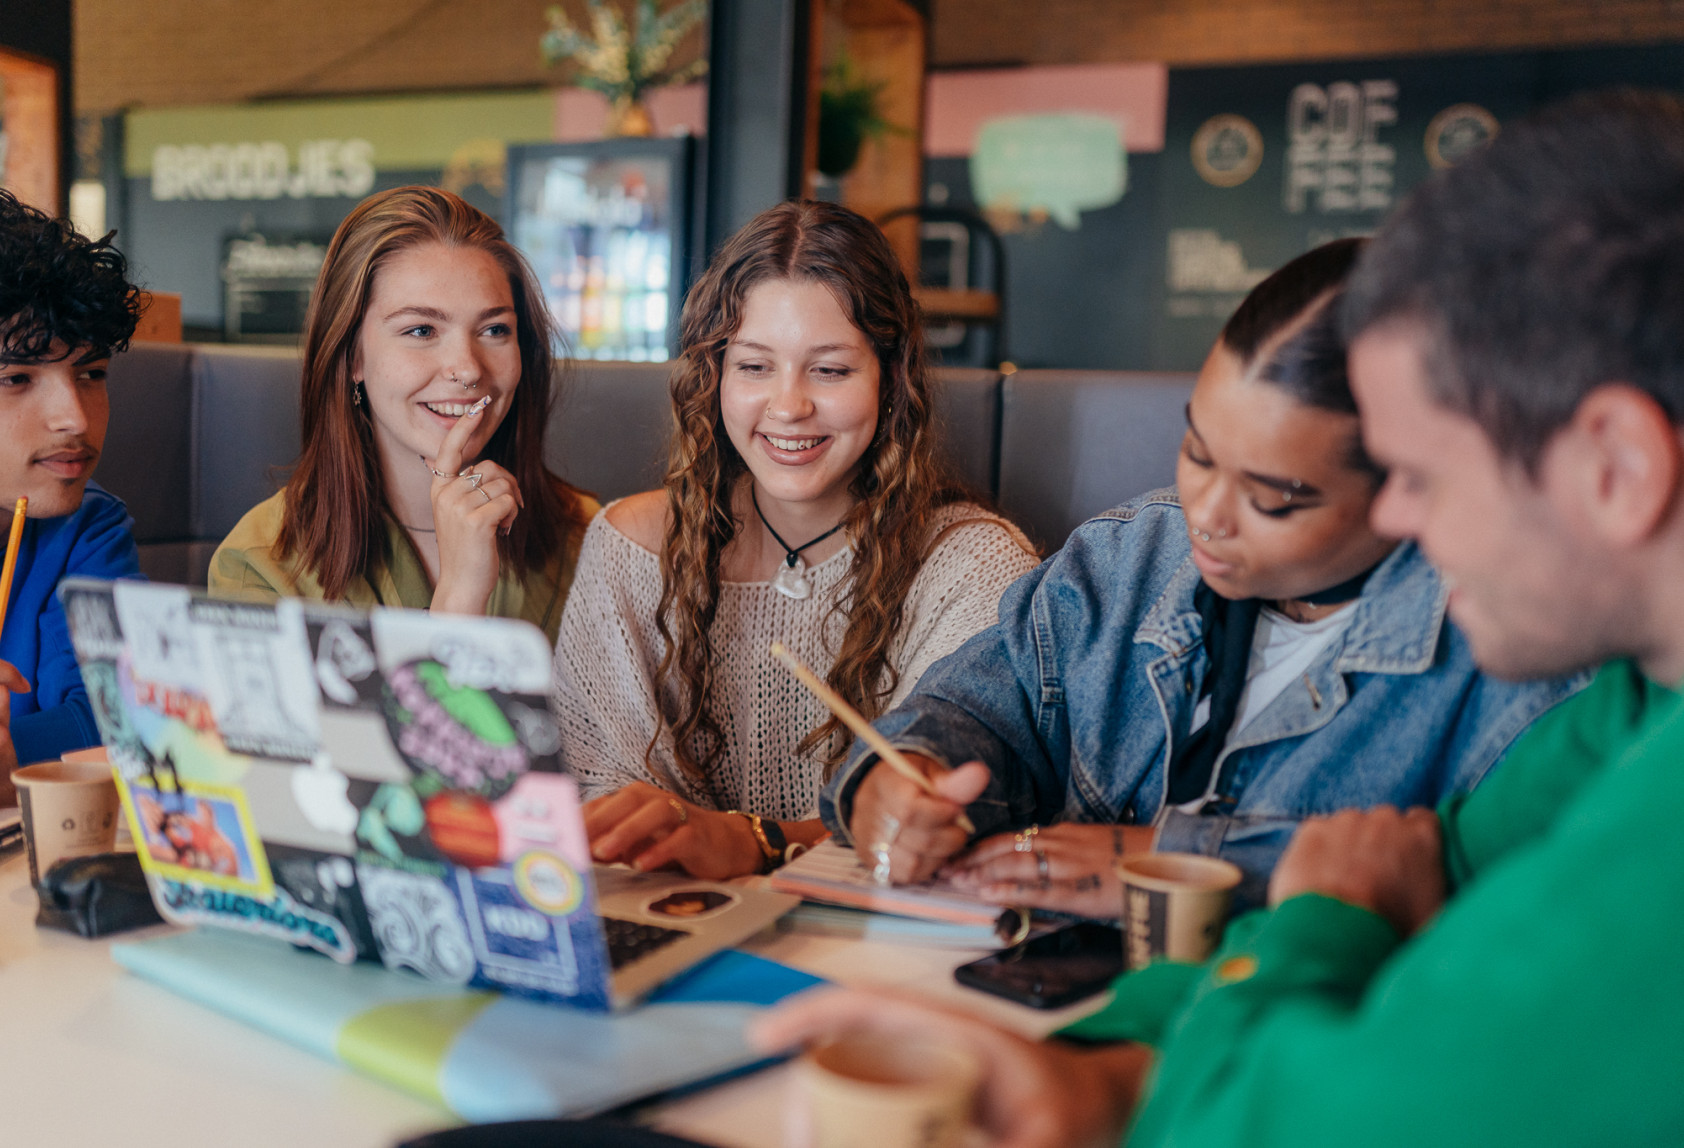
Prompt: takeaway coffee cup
<box><xmin>13</xmin><ymin>759</ymin><xmax>122</xmax><ymax>886</ymax></box>
<box><xmin>60</xmin><ymin>746</ymin><xmax>130</xmax><ymax>850</ymax></box>
<box><xmin>1117</xmin><ymin>852</ymin><xmax>1243</xmax><ymax>970</ymax></box>
<box><xmin>794</xmin><ymin>1032</ymin><xmax>981</xmax><ymax>1148</ymax></box>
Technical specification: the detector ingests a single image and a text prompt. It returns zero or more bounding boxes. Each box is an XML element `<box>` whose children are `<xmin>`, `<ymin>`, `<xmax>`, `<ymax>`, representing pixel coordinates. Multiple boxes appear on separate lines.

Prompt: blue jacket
<box><xmin>2</xmin><ymin>482</ymin><xmax>142</xmax><ymax>764</ymax></box>
<box><xmin>820</xmin><ymin>490</ymin><xmax>1586</xmax><ymax>907</ymax></box>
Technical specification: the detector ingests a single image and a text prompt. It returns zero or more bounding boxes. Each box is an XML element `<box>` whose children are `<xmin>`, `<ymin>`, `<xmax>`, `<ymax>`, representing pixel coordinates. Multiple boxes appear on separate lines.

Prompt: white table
<box><xmin>0</xmin><ymin>848</ymin><xmax>1100</xmax><ymax>1148</ymax></box>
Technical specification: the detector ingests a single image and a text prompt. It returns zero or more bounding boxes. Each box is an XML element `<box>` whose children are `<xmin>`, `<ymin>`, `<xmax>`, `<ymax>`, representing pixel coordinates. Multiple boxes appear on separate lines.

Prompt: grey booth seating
<box><xmin>98</xmin><ymin>346</ymin><xmax>1030</xmax><ymax>586</ymax></box>
<box><xmin>997</xmin><ymin>370</ymin><xmax>1197</xmax><ymax>551</ymax></box>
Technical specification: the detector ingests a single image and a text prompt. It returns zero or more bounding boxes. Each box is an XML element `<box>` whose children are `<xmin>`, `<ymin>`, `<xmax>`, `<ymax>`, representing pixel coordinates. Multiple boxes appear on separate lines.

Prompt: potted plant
<box><xmin>542</xmin><ymin>0</ymin><xmax>708</xmax><ymax>137</ymax></box>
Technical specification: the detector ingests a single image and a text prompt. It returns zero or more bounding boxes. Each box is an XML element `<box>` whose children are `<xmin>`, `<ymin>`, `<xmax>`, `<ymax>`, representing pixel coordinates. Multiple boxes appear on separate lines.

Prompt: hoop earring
<box><xmin>351</xmin><ymin>380</ymin><xmax>364</xmax><ymax>407</ymax></box>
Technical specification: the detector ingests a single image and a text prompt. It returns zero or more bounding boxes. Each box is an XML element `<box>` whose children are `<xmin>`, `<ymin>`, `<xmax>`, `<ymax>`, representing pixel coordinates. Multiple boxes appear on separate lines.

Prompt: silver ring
<box><xmin>1012</xmin><ymin>824</ymin><xmax>1040</xmax><ymax>854</ymax></box>
<box><xmin>870</xmin><ymin>842</ymin><xmax>893</xmax><ymax>886</ymax></box>
<box><xmin>1034</xmin><ymin>847</ymin><xmax>1050</xmax><ymax>883</ymax></box>
<box><xmin>465</xmin><ymin>472</ymin><xmax>484</xmax><ymax>490</ymax></box>
<box><xmin>478</xmin><ymin>487</ymin><xmax>493</xmax><ymax>504</ymax></box>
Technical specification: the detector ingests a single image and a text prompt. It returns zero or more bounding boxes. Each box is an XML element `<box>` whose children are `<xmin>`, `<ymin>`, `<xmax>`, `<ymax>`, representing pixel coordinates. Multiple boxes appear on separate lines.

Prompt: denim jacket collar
<box><xmin>1136</xmin><ymin>540</ymin><xmax>1447</xmax><ymax>677</ymax></box>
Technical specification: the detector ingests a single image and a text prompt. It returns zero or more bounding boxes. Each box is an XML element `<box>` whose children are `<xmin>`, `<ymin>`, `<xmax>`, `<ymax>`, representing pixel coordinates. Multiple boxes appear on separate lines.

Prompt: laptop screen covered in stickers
<box><xmin>58</xmin><ymin>578</ymin><xmax>620</xmax><ymax>1011</ymax></box>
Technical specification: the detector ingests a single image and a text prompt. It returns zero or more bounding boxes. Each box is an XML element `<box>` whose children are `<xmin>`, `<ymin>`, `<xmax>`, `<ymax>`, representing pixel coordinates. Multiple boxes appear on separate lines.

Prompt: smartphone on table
<box><xmin>953</xmin><ymin>922</ymin><xmax>1126</xmax><ymax>1009</ymax></box>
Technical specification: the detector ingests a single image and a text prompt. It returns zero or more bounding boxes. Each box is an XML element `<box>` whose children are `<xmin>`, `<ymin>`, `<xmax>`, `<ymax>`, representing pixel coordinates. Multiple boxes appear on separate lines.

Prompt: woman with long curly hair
<box><xmin>550</xmin><ymin>200</ymin><xmax>1038</xmax><ymax>879</ymax></box>
<box><xmin>209</xmin><ymin>186</ymin><xmax>595</xmax><ymax>634</ymax></box>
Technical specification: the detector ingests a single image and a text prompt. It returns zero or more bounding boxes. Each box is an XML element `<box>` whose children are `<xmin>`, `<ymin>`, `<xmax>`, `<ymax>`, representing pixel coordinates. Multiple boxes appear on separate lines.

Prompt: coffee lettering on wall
<box><xmin>151</xmin><ymin>139</ymin><xmax>376</xmax><ymax>201</ymax></box>
<box><xmin>1284</xmin><ymin>80</ymin><xmax>1398</xmax><ymax>214</ymax></box>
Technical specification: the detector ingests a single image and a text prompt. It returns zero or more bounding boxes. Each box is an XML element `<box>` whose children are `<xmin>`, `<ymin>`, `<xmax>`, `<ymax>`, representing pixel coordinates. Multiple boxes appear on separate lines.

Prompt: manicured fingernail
<box><xmin>470</xmin><ymin>396</ymin><xmax>491</xmax><ymax>414</ymax></box>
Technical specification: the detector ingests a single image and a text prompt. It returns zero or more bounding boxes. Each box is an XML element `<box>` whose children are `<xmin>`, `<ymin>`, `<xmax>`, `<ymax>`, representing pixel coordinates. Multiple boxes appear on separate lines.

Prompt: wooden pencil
<box><xmin>770</xmin><ymin>641</ymin><xmax>976</xmax><ymax>835</ymax></box>
<box><xmin>0</xmin><ymin>497</ymin><xmax>27</xmax><ymax>640</ymax></box>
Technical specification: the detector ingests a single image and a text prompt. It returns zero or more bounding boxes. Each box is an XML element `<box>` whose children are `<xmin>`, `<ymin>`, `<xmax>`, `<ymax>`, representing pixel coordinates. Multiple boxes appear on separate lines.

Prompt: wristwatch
<box><xmin>729</xmin><ymin>810</ymin><xmax>801</xmax><ymax>873</ymax></box>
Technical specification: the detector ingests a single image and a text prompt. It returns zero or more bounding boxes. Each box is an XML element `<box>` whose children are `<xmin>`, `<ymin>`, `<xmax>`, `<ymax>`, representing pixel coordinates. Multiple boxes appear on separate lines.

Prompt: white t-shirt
<box><xmin>1180</xmin><ymin>602</ymin><xmax>1358</xmax><ymax>811</ymax></box>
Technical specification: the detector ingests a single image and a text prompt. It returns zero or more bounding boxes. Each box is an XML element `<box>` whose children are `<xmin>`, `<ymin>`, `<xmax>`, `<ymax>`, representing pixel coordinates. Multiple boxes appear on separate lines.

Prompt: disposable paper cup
<box><xmin>13</xmin><ymin>760</ymin><xmax>121</xmax><ymax>886</ymax></box>
<box><xmin>1117</xmin><ymin>852</ymin><xmax>1243</xmax><ymax>970</ymax></box>
<box><xmin>59</xmin><ymin>747</ymin><xmax>129</xmax><ymax>850</ymax></box>
<box><xmin>795</xmin><ymin>1032</ymin><xmax>981</xmax><ymax>1148</ymax></box>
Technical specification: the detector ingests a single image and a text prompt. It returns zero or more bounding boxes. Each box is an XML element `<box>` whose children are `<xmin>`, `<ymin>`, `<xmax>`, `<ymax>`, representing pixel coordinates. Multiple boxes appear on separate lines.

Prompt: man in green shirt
<box><xmin>751</xmin><ymin>89</ymin><xmax>1684</xmax><ymax>1147</ymax></box>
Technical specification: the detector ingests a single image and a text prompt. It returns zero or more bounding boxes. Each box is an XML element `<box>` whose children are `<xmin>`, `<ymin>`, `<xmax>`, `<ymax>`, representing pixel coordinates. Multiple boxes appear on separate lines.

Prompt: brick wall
<box><xmin>75</xmin><ymin>0</ymin><xmax>1684</xmax><ymax>114</ymax></box>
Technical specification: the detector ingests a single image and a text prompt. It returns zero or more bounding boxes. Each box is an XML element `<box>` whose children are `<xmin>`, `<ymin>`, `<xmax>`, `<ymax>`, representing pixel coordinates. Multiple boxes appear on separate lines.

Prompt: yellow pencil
<box><xmin>770</xmin><ymin>641</ymin><xmax>976</xmax><ymax>835</ymax></box>
<box><xmin>0</xmin><ymin>497</ymin><xmax>26</xmax><ymax>640</ymax></box>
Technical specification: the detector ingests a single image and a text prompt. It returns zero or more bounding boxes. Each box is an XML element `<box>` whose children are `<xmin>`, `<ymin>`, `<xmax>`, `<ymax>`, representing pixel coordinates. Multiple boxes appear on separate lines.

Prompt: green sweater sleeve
<box><xmin>1440</xmin><ymin>660</ymin><xmax>1659</xmax><ymax>890</ymax></box>
<box><xmin>1123</xmin><ymin>677</ymin><xmax>1684</xmax><ymax>1148</ymax></box>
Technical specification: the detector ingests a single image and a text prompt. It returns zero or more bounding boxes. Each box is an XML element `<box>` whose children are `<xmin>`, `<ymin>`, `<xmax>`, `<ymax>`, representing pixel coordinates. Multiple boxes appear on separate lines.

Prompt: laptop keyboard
<box><xmin>603</xmin><ymin>916</ymin><xmax>690</xmax><ymax>970</ymax></box>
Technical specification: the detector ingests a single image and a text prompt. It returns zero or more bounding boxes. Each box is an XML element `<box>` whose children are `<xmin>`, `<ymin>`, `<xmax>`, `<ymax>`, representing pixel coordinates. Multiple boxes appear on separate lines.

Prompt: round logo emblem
<box><xmin>512</xmin><ymin>850</ymin><xmax>584</xmax><ymax>916</ymax></box>
<box><xmin>1192</xmin><ymin>115</ymin><xmax>1264</xmax><ymax>187</ymax></box>
<box><xmin>1425</xmin><ymin>104</ymin><xmax>1499</xmax><ymax>170</ymax></box>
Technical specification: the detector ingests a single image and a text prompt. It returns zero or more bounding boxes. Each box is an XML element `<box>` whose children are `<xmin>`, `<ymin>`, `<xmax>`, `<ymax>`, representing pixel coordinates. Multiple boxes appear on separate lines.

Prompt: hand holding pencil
<box><xmin>771</xmin><ymin>641</ymin><xmax>991</xmax><ymax>885</ymax></box>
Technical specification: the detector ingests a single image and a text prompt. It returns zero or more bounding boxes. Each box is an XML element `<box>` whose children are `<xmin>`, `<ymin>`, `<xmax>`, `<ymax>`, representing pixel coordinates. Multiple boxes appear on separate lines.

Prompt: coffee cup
<box><xmin>13</xmin><ymin>759</ymin><xmax>121</xmax><ymax>886</ymax></box>
<box><xmin>794</xmin><ymin>1032</ymin><xmax>981</xmax><ymax>1148</ymax></box>
<box><xmin>59</xmin><ymin>747</ymin><xmax>130</xmax><ymax>850</ymax></box>
<box><xmin>1117</xmin><ymin>852</ymin><xmax>1243</xmax><ymax>970</ymax></box>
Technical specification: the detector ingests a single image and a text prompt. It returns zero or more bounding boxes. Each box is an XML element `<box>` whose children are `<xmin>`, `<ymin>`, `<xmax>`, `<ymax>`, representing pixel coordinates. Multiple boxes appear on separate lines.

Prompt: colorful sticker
<box><xmin>455</xmin><ymin>865</ymin><xmax>593</xmax><ymax>1003</ymax></box>
<box><xmin>382</xmin><ymin>659</ymin><xmax>527</xmax><ymax>800</ymax></box>
<box><xmin>644</xmin><ymin>888</ymin><xmax>737</xmax><ymax>921</ymax></box>
<box><xmin>118</xmin><ymin>773</ymin><xmax>273</xmax><ymax>900</ymax></box>
<box><xmin>191</xmin><ymin>596</ymin><xmax>321</xmax><ymax>761</ymax></box>
<box><xmin>153</xmin><ymin>879</ymin><xmax>357</xmax><ymax>963</ymax></box>
<box><xmin>492</xmin><ymin>771</ymin><xmax>591</xmax><ymax>869</ymax></box>
<box><xmin>266</xmin><ymin>843</ymin><xmax>377</xmax><ymax>960</ymax></box>
<box><xmin>355</xmin><ymin>781</ymin><xmax>445</xmax><ymax>869</ymax></box>
<box><xmin>423</xmin><ymin>792</ymin><xmax>502</xmax><ymax>869</ymax></box>
<box><xmin>511</xmin><ymin>850</ymin><xmax>585</xmax><ymax>917</ymax></box>
<box><xmin>357</xmin><ymin>861</ymin><xmax>477</xmax><ymax>985</ymax></box>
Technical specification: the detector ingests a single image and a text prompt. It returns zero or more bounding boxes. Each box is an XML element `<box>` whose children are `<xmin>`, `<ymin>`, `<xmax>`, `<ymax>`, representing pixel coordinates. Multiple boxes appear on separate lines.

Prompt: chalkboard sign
<box><xmin>1150</xmin><ymin>53</ymin><xmax>1539</xmax><ymax>369</ymax></box>
<box><xmin>1148</xmin><ymin>43</ymin><xmax>1684</xmax><ymax>370</ymax></box>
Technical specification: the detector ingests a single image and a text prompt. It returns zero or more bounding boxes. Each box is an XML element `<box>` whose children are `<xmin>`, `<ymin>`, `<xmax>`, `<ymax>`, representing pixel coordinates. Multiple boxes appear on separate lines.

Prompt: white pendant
<box><xmin>772</xmin><ymin>555</ymin><xmax>812</xmax><ymax>600</ymax></box>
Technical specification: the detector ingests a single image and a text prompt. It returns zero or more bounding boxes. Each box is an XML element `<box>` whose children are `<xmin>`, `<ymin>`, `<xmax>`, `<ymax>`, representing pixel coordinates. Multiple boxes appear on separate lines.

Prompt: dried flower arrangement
<box><xmin>541</xmin><ymin>0</ymin><xmax>709</xmax><ymax>136</ymax></box>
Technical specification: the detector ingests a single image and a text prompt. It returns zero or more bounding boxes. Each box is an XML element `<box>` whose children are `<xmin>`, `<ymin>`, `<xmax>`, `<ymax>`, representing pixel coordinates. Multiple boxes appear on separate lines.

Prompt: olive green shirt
<box><xmin>207</xmin><ymin>489</ymin><xmax>598</xmax><ymax>644</ymax></box>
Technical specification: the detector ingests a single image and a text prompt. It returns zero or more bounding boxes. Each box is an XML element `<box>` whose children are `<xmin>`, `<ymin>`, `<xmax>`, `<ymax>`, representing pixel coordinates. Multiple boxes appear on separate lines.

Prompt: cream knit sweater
<box><xmin>551</xmin><ymin>502</ymin><xmax>1040</xmax><ymax>820</ymax></box>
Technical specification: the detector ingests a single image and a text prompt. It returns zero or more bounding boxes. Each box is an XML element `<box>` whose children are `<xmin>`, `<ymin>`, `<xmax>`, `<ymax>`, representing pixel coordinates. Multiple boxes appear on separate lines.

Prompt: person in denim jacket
<box><xmin>819</xmin><ymin>241</ymin><xmax>1584</xmax><ymax>913</ymax></box>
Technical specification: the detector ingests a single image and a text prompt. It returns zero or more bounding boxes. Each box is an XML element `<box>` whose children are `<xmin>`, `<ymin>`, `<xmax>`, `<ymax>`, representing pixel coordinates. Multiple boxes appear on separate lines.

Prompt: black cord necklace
<box><xmin>751</xmin><ymin>487</ymin><xmax>845</xmax><ymax>601</ymax></box>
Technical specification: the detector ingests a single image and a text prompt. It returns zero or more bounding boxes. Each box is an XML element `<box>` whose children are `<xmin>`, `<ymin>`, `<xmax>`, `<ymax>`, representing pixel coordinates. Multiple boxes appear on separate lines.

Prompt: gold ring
<box><xmin>666</xmin><ymin>797</ymin><xmax>689</xmax><ymax>825</ymax></box>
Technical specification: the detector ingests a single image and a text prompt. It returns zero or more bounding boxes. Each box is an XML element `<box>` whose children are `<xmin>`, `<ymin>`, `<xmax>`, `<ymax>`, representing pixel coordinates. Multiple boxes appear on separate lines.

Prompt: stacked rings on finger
<box><xmin>870</xmin><ymin>843</ymin><xmax>893</xmax><ymax>886</ymax></box>
<box><xmin>1012</xmin><ymin>823</ymin><xmax>1041</xmax><ymax>853</ymax></box>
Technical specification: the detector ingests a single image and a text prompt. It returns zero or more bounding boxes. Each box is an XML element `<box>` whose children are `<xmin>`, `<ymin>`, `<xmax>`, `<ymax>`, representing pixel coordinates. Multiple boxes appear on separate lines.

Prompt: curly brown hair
<box><xmin>654</xmin><ymin>200</ymin><xmax>963</xmax><ymax>794</ymax></box>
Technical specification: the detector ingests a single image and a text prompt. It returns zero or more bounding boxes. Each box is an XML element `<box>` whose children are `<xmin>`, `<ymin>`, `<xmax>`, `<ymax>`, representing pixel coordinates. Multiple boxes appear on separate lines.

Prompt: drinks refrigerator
<box><xmin>506</xmin><ymin>137</ymin><xmax>695</xmax><ymax>363</ymax></box>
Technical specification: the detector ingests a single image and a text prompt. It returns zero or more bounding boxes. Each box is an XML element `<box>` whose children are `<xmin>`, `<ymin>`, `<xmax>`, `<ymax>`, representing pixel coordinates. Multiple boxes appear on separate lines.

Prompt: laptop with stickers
<box><xmin>58</xmin><ymin>578</ymin><xmax>797</xmax><ymax>1011</ymax></box>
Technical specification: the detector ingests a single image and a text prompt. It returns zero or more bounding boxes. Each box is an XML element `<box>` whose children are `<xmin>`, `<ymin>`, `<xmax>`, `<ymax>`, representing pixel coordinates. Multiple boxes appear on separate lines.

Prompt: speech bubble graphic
<box><xmin>970</xmin><ymin>113</ymin><xmax>1128</xmax><ymax>230</ymax></box>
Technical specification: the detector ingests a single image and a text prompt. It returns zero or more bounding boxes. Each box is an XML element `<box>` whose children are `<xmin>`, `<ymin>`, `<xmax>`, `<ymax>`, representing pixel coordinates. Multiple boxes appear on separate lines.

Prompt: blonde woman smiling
<box><xmin>550</xmin><ymin>201</ymin><xmax>1038</xmax><ymax>879</ymax></box>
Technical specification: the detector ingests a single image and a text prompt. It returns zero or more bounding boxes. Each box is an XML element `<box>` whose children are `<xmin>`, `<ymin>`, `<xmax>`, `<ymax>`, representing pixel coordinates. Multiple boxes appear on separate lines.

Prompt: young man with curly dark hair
<box><xmin>0</xmin><ymin>188</ymin><xmax>143</xmax><ymax>783</ymax></box>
